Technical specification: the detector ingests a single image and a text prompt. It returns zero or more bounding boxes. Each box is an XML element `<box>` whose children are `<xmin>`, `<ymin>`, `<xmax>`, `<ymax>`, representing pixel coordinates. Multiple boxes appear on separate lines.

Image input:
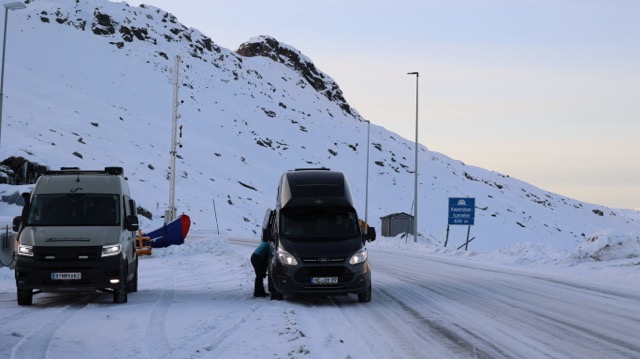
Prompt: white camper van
<box><xmin>12</xmin><ymin>167</ymin><xmax>140</xmax><ymax>305</ymax></box>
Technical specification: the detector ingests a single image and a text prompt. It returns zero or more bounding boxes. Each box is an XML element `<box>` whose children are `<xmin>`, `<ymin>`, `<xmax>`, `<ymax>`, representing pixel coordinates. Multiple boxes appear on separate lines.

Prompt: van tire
<box><xmin>113</xmin><ymin>267</ymin><xmax>128</xmax><ymax>304</ymax></box>
<box><xmin>269</xmin><ymin>288</ymin><xmax>282</xmax><ymax>300</ymax></box>
<box><xmin>268</xmin><ymin>275</ymin><xmax>282</xmax><ymax>300</ymax></box>
<box><xmin>17</xmin><ymin>288</ymin><xmax>33</xmax><ymax>306</ymax></box>
<box><xmin>127</xmin><ymin>258</ymin><xmax>138</xmax><ymax>293</ymax></box>
<box><xmin>358</xmin><ymin>285</ymin><xmax>372</xmax><ymax>303</ymax></box>
<box><xmin>113</xmin><ymin>281</ymin><xmax>128</xmax><ymax>303</ymax></box>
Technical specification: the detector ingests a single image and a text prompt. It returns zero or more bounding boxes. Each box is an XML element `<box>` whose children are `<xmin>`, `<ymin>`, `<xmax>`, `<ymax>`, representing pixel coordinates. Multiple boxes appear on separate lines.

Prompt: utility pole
<box><xmin>0</xmin><ymin>2</ymin><xmax>27</xmax><ymax>148</ymax></box>
<box><xmin>408</xmin><ymin>72</ymin><xmax>419</xmax><ymax>241</ymax></box>
<box><xmin>167</xmin><ymin>55</ymin><xmax>182</xmax><ymax>223</ymax></box>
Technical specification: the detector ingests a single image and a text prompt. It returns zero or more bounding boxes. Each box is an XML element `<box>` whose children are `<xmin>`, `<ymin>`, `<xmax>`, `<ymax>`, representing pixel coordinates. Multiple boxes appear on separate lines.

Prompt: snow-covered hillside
<box><xmin>1</xmin><ymin>1</ymin><xmax>640</xmax><ymax>358</ymax></box>
<box><xmin>0</xmin><ymin>0</ymin><xmax>637</xmax><ymax>252</ymax></box>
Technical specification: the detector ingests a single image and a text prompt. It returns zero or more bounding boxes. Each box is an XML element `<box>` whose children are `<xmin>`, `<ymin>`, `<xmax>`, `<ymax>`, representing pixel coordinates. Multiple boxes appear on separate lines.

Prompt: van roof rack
<box><xmin>293</xmin><ymin>167</ymin><xmax>330</xmax><ymax>171</ymax></box>
<box><xmin>47</xmin><ymin>166</ymin><xmax>124</xmax><ymax>176</ymax></box>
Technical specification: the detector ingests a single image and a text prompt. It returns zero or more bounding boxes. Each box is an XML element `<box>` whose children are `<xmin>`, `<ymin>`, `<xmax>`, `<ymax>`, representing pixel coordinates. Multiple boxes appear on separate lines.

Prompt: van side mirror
<box><xmin>19</xmin><ymin>192</ymin><xmax>31</xmax><ymax>219</ymax></box>
<box><xmin>12</xmin><ymin>216</ymin><xmax>22</xmax><ymax>232</ymax></box>
<box><xmin>364</xmin><ymin>226</ymin><xmax>376</xmax><ymax>242</ymax></box>
<box><xmin>261</xmin><ymin>209</ymin><xmax>275</xmax><ymax>242</ymax></box>
<box><xmin>262</xmin><ymin>227</ymin><xmax>273</xmax><ymax>242</ymax></box>
<box><xmin>125</xmin><ymin>215</ymin><xmax>139</xmax><ymax>232</ymax></box>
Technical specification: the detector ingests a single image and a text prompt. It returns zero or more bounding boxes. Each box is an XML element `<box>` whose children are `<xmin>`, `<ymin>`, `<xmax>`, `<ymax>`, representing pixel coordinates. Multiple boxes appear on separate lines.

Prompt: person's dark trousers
<box><xmin>251</xmin><ymin>253</ymin><xmax>267</xmax><ymax>296</ymax></box>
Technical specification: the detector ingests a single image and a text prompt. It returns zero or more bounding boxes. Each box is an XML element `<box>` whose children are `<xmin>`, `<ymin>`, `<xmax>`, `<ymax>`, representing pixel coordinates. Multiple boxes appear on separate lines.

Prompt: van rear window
<box><xmin>280</xmin><ymin>208</ymin><xmax>359</xmax><ymax>239</ymax></box>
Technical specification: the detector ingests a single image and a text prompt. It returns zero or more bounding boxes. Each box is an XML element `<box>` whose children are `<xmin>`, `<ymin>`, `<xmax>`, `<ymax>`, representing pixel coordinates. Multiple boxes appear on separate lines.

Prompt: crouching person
<box><xmin>251</xmin><ymin>241</ymin><xmax>269</xmax><ymax>297</ymax></box>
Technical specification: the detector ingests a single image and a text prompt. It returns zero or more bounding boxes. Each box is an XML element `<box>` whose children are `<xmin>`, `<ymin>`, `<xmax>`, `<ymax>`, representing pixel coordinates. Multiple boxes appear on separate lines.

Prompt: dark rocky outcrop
<box><xmin>236</xmin><ymin>36</ymin><xmax>357</xmax><ymax>117</ymax></box>
<box><xmin>34</xmin><ymin>2</ymin><xmax>220</xmax><ymax>57</ymax></box>
<box><xmin>0</xmin><ymin>157</ymin><xmax>48</xmax><ymax>185</ymax></box>
<box><xmin>91</xmin><ymin>11</ymin><xmax>116</xmax><ymax>35</ymax></box>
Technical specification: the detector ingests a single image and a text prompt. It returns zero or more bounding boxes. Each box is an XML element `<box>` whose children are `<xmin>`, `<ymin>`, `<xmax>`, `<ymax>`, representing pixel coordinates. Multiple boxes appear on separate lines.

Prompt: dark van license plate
<box><xmin>311</xmin><ymin>277</ymin><xmax>338</xmax><ymax>285</ymax></box>
<box><xmin>51</xmin><ymin>272</ymin><xmax>82</xmax><ymax>280</ymax></box>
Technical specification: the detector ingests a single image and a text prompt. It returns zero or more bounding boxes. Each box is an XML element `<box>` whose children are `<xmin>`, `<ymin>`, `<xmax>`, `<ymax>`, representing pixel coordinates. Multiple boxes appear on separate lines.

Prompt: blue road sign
<box><xmin>448</xmin><ymin>197</ymin><xmax>475</xmax><ymax>225</ymax></box>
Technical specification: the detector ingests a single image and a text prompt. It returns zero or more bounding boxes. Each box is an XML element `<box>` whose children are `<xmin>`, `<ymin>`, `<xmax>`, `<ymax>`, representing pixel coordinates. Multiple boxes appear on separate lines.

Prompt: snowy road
<box><xmin>1</xmin><ymin>234</ymin><xmax>639</xmax><ymax>358</ymax></box>
<box><xmin>362</xmin><ymin>250</ymin><xmax>640</xmax><ymax>358</ymax></box>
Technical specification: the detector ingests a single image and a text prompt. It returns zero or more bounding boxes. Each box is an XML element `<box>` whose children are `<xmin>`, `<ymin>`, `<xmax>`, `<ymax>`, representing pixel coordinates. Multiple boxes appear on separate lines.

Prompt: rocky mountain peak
<box><xmin>236</xmin><ymin>35</ymin><xmax>358</xmax><ymax>117</ymax></box>
<box><xmin>31</xmin><ymin>0</ymin><xmax>221</xmax><ymax>59</ymax></box>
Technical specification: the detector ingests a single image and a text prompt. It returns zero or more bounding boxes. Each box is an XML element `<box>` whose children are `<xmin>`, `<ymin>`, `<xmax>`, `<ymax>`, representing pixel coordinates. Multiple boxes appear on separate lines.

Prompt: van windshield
<box><xmin>27</xmin><ymin>194</ymin><xmax>120</xmax><ymax>226</ymax></box>
<box><xmin>280</xmin><ymin>208</ymin><xmax>359</xmax><ymax>239</ymax></box>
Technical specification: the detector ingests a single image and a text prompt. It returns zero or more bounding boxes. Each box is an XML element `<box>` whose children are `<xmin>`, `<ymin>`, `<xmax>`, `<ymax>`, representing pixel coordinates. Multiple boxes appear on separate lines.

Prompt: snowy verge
<box><xmin>367</xmin><ymin>229</ymin><xmax>640</xmax><ymax>287</ymax></box>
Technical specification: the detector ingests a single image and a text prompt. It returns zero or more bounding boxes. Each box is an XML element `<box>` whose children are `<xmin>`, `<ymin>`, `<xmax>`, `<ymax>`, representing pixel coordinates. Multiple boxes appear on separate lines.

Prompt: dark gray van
<box><xmin>262</xmin><ymin>168</ymin><xmax>376</xmax><ymax>302</ymax></box>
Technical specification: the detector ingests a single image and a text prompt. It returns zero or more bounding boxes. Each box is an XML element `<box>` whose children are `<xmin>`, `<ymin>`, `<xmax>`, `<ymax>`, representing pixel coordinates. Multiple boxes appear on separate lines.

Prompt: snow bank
<box><xmin>367</xmin><ymin>229</ymin><xmax>640</xmax><ymax>269</ymax></box>
<box><xmin>148</xmin><ymin>231</ymin><xmax>232</xmax><ymax>257</ymax></box>
<box><xmin>572</xmin><ymin>229</ymin><xmax>640</xmax><ymax>262</ymax></box>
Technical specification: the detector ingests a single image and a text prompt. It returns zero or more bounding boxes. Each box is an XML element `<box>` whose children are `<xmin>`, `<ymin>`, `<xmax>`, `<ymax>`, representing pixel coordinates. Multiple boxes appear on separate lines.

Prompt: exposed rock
<box><xmin>34</xmin><ymin>2</ymin><xmax>217</xmax><ymax>56</ymax></box>
<box><xmin>236</xmin><ymin>36</ymin><xmax>357</xmax><ymax>117</ymax></box>
<box><xmin>0</xmin><ymin>157</ymin><xmax>48</xmax><ymax>185</ymax></box>
<box><xmin>92</xmin><ymin>11</ymin><xmax>116</xmax><ymax>35</ymax></box>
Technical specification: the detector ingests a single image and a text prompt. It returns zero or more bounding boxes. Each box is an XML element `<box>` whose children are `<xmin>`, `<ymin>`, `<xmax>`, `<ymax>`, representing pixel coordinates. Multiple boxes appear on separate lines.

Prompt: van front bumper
<box><xmin>15</xmin><ymin>246</ymin><xmax>124</xmax><ymax>292</ymax></box>
<box><xmin>271</xmin><ymin>261</ymin><xmax>371</xmax><ymax>296</ymax></box>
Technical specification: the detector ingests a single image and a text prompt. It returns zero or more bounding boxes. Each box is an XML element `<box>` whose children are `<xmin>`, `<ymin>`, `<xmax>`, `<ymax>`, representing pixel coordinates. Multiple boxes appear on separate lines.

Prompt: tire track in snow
<box><xmin>379</xmin><ymin>286</ymin><xmax>503</xmax><ymax>359</ymax></box>
<box><xmin>336</xmin><ymin>285</ymin><xmax>454</xmax><ymax>359</ymax></box>
<box><xmin>140</xmin><ymin>258</ymin><xmax>260</xmax><ymax>359</ymax></box>
<box><xmin>371</xmin><ymin>249</ymin><xmax>640</xmax><ymax>358</ymax></box>
<box><xmin>10</xmin><ymin>293</ymin><xmax>98</xmax><ymax>359</ymax></box>
<box><xmin>143</xmin><ymin>270</ymin><xmax>176</xmax><ymax>358</ymax></box>
<box><xmin>371</xmin><ymin>256</ymin><xmax>514</xmax><ymax>358</ymax></box>
<box><xmin>150</xmin><ymin>243</ymin><xmax>285</xmax><ymax>359</ymax></box>
<box><xmin>195</xmin><ymin>304</ymin><xmax>262</xmax><ymax>357</ymax></box>
<box><xmin>298</xmin><ymin>295</ymin><xmax>377</xmax><ymax>358</ymax></box>
<box><xmin>153</xmin><ymin>301</ymin><xmax>277</xmax><ymax>359</ymax></box>
<box><xmin>156</xmin><ymin>310</ymin><xmax>252</xmax><ymax>359</ymax></box>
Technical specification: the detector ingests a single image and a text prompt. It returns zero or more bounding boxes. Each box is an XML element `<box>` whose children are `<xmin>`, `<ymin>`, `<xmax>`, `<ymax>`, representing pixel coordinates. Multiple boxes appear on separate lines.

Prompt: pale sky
<box><xmin>135</xmin><ymin>0</ymin><xmax>639</xmax><ymax>209</ymax></box>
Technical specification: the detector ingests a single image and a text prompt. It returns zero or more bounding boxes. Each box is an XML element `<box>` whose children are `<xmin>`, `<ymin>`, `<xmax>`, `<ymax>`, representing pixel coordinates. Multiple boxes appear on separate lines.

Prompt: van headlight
<box><xmin>18</xmin><ymin>244</ymin><xmax>34</xmax><ymax>257</ymax></box>
<box><xmin>102</xmin><ymin>243</ymin><xmax>122</xmax><ymax>257</ymax></box>
<box><xmin>277</xmin><ymin>247</ymin><xmax>298</xmax><ymax>266</ymax></box>
<box><xmin>349</xmin><ymin>247</ymin><xmax>368</xmax><ymax>265</ymax></box>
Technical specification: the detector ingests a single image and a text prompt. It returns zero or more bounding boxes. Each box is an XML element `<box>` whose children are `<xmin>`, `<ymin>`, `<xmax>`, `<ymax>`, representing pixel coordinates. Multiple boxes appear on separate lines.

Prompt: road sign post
<box><xmin>445</xmin><ymin>198</ymin><xmax>476</xmax><ymax>250</ymax></box>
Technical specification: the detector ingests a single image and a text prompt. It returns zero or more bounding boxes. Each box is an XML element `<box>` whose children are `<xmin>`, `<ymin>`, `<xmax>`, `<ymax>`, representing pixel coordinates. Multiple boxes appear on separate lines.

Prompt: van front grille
<box><xmin>301</xmin><ymin>257</ymin><xmax>345</xmax><ymax>263</ymax></box>
<box><xmin>35</xmin><ymin>246</ymin><xmax>102</xmax><ymax>262</ymax></box>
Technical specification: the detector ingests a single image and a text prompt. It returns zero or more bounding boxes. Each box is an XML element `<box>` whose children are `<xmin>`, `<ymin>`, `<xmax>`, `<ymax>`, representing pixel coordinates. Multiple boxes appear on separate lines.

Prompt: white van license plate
<box><xmin>311</xmin><ymin>277</ymin><xmax>338</xmax><ymax>285</ymax></box>
<box><xmin>51</xmin><ymin>272</ymin><xmax>81</xmax><ymax>280</ymax></box>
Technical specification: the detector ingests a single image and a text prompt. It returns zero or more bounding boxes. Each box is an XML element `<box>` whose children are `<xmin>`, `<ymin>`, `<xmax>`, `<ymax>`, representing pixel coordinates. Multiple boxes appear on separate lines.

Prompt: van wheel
<box><xmin>113</xmin><ymin>281</ymin><xmax>128</xmax><ymax>303</ymax></box>
<box><xmin>270</xmin><ymin>287</ymin><xmax>282</xmax><ymax>300</ymax></box>
<box><xmin>268</xmin><ymin>275</ymin><xmax>282</xmax><ymax>300</ymax></box>
<box><xmin>358</xmin><ymin>285</ymin><xmax>372</xmax><ymax>303</ymax></box>
<box><xmin>127</xmin><ymin>259</ymin><xmax>138</xmax><ymax>293</ymax></box>
<box><xmin>17</xmin><ymin>288</ymin><xmax>33</xmax><ymax>306</ymax></box>
<box><xmin>114</xmin><ymin>267</ymin><xmax>128</xmax><ymax>304</ymax></box>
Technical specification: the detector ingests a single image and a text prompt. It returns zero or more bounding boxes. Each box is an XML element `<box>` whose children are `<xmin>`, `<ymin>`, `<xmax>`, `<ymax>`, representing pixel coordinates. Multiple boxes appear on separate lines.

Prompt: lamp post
<box><xmin>0</xmin><ymin>1</ymin><xmax>26</xmax><ymax>148</ymax></box>
<box><xmin>407</xmin><ymin>72</ymin><xmax>419</xmax><ymax>241</ymax></box>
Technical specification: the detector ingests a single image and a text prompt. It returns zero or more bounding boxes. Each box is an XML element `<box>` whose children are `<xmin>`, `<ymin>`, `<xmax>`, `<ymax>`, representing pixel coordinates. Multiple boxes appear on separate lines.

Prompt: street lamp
<box><xmin>0</xmin><ymin>1</ymin><xmax>26</xmax><ymax>148</ymax></box>
<box><xmin>407</xmin><ymin>72</ymin><xmax>419</xmax><ymax>242</ymax></box>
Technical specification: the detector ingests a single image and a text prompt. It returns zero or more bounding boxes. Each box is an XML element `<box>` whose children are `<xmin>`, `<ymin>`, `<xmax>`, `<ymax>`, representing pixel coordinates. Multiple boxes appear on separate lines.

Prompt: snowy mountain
<box><xmin>0</xmin><ymin>0</ymin><xmax>637</xmax><ymax>252</ymax></box>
